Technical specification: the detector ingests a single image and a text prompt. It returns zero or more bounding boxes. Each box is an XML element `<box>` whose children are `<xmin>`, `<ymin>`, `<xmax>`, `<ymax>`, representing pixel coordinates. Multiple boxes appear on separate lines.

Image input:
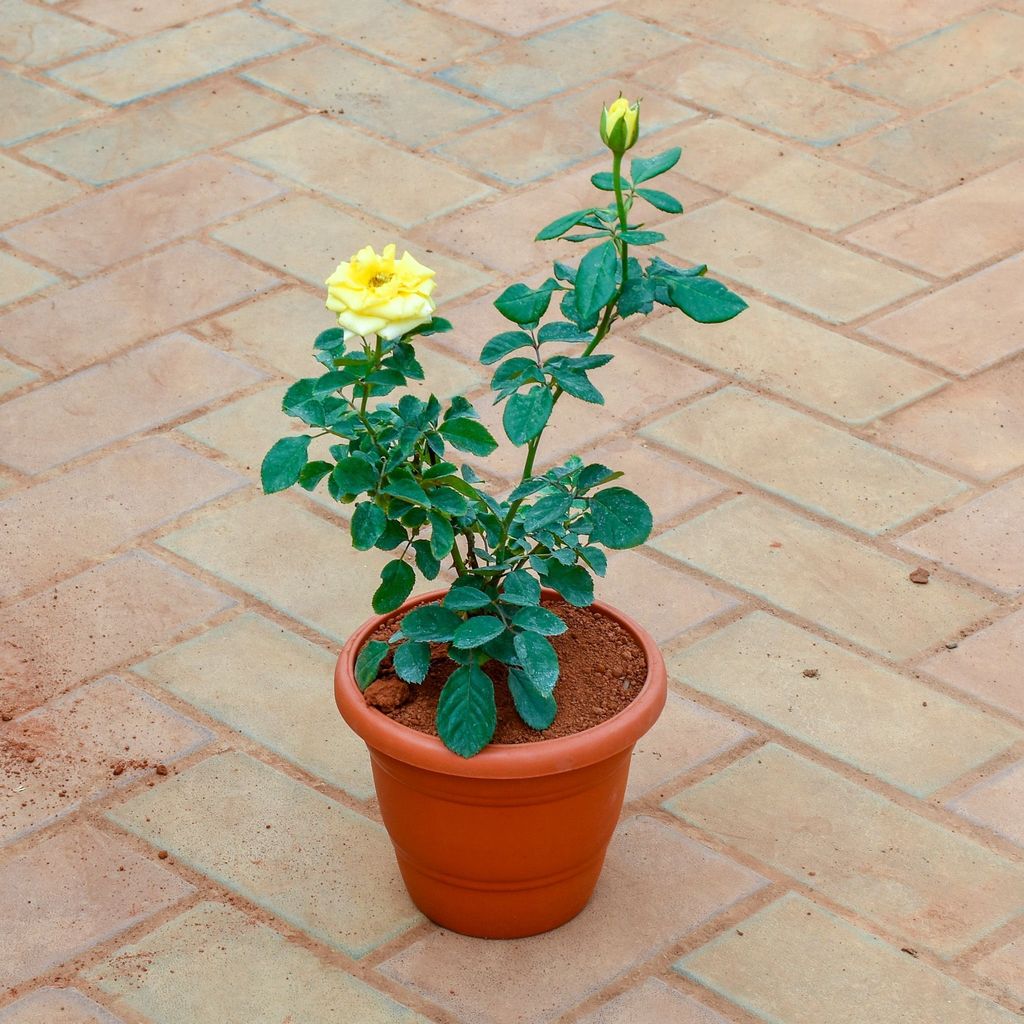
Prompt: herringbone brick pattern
<box><xmin>1</xmin><ymin>1</ymin><xmax>1023</xmax><ymax>1020</ymax></box>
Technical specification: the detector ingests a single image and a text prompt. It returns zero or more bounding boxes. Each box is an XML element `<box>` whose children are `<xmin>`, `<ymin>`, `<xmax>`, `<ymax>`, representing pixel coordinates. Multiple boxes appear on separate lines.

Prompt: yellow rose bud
<box><xmin>325</xmin><ymin>243</ymin><xmax>437</xmax><ymax>341</ymax></box>
<box><xmin>600</xmin><ymin>96</ymin><xmax>640</xmax><ymax>154</ymax></box>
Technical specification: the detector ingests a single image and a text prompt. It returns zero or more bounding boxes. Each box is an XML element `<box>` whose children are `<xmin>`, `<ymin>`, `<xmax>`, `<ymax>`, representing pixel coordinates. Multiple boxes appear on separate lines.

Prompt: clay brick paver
<box><xmin>642</xmin><ymin>386</ymin><xmax>963</xmax><ymax>534</ymax></box>
<box><xmin>48</xmin><ymin>10</ymin><xmax>305</xmax><ymax>106</ymax></box>
<box><xmin>20</xmin><ymin>80</ymin><xmax>296</xmax><ymax>185</ymax></box>
<box><xmin>638</xmin><ymin>45</ymin><xmax>895</xmax><ymax>147</ymax></box>
<box><xmin>660</xmin><ymin>119</ymin><xmax>911</xmax><ymax>232</ymax></box>
<box><xmin>898</xmin><ymin>476</ymin><xmax>1024</xmax><ymax>594</ymax></box>
<box><xmin>135</xmin><ymin>613</ymin><xmax>376</xmax><ymax>799</ymax></box>
<box><xmin>847</xmin><ymin>161</ymin><xmax>1024</xmax><ymax>277</ymax></box>
<box><xmin>0</xmin><ymin>334</ymin><xmax>266</xmax><ymax>472</ymax></box>
<box><xmin>0</xmin><ymin>0</ymin><xmax>113</xmax><ymax>66</ymax></box>
<box><xmin>653</xmin><ymin>497</ymin><xmax>996</xmax><ymax>659</ymax></box>
<box><xmin>107</xmin><ymin>751</ymin><xmax>422</xmax><ymax>957</ymax></box>
<box><xmin>0</xmin><ymin>246</ymin><xmax>278</xmax><ymax>375</ymax></box>
<box><xmin>667</xmin><ymin>744</ymin><xmax>1024</xmax><ymax>956</ymax></box>
<box><xmin>0</xmin><ymin>987</ymin><xmax>126</xmax><ymax>1023</ymax></box>
<box><xmin>0</xmin><ymin>824</ymin><xmax>194</xmax><ymax>989</ymax></box>
<box><xmin>949</xmin><ymin>759</ymin><xmax>1024</xmax><ymax>848</ymax></box>
<box><xmin>4</xmin><ymin>0</ymin><xmax>1024</xmax><ymax>1020</ymax></box>
<box><xmin>3</xmin><ymin>157</ymin><xmax>283</xmax><ymax>276</ymax></box>
<box><xmin>919</xmin><ymin>608</ymin><xmax>1024</xmax><ymax>720</ymax></box>
<box><xmin>0</xmin><ymin>676</ymin><xmax>211</xmax><ymax>844</ymax></box>
<box><xmin>0</xmin><ymin>437</ymin><xmax>246</xmax><ymax>599</ymax></box>
<box><xmin>658</xmin><ymin>201</ymin><xmax>927</xmax><ymax>324</ymax></box>
<box><xmin>974</xmin><ymin>938</ymin><xmax>1024</xmax><ymax>1003</ymax></box>
<box><xmin>679</xmin><ymin>894</ymin><xmax>1022</xmax><ymax>1024</ymax></box>
<box><xmin>85</xmin><ymin>902</ymin><xmax>430</xmax><ymax>1024</ymax></box>
<box><xmin>640</xmin><ymin>299</ymin><xmax>945</xmax><ymax>425</ymax></box>
<box><xmin>0</xmin><ymin>551</ymin><xmax>235</xmax><ymax>715</ymax></box>
<box><xmin>578</xmin><ymin>978</ymin><xmax>730</xmax><ymax>1024</ymax></box>
<box><xmin>861</xmin><ymin>253</ymin><xmax>1024</xmax><ymax>375</ymax></box>
<box><xmin>670</xmin><ymin>612</ymin><xmax>1020</xmax><ymax>796</ymax></box>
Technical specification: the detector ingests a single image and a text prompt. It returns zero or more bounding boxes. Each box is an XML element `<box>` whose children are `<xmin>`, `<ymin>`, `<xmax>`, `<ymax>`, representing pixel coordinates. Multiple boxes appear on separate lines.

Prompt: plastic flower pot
<box><xmin>334</xmin><ymin>587</ymin><xmax>667</xmax><ymax>939</ymax></box>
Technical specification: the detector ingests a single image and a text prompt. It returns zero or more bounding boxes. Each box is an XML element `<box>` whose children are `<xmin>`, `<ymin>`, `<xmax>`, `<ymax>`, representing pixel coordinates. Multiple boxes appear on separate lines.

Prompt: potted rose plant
<box><xmin>262</xmin><ymin>98</ymin><xmax>746</xmax><ymax>938</ymax></box>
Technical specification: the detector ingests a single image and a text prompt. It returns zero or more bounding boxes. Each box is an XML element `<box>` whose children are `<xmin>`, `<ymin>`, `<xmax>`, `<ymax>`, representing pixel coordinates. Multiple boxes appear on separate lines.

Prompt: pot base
<box><xmin>395</xmin><ymin>850</ymin><xmax>603</xmax><ymax>939</ymax></box>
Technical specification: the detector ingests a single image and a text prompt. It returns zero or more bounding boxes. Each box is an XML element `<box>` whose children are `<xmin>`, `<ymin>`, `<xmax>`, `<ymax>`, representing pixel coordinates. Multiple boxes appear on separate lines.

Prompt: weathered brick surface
<box><xmin>3</xmin><ymin>2</ymin><xmax>1023</xmax><ymax>1020</ymax></box>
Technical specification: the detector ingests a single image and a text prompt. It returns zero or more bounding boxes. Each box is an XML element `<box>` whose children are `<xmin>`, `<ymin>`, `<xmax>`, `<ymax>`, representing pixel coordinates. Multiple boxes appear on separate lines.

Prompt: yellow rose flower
<box><xmin>600</xmin><ymin>96</ymin><xmax>640</xmax><ymax>154</ymax></box>
<box><xmin>325</xmin><ymin>243</ymin><xmax>437</xmax><ymax>341</ymax></box>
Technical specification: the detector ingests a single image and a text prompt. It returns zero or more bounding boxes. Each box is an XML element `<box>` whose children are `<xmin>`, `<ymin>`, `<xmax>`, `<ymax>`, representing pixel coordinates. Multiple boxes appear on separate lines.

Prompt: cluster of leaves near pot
<box><xmin>263</xmin><ymin>143</ymin><xmax>746</xmax><ymax>756</ymax></box>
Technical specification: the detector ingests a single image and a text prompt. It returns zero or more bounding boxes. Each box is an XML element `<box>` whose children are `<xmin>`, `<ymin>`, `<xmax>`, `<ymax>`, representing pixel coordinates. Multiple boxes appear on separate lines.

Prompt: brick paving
<box><xmin>1</xmin><ymin>1</ymin><xmax>1023</xmax><ymax>1020</ymax></box>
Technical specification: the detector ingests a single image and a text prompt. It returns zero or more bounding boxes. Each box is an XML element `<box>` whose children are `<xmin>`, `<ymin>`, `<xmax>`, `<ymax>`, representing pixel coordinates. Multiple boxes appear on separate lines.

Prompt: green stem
<box><xmin>495</xmin><ymin>152</ymin><xmax>633</xmax><ymax>561</ymax></box>
<box><xmin>451</xmin><ymin>541</ymin><xmax>468</xmax><ymax>577</ymax></box>
<box><xmin>612</xmin><ymin>150</ymin><xmax>630</xmax><ymax>287</ymax></box>
<box><xmin>359</xmin><ymin>336</ymin><xmax>382</xmax><ymax>417</ymax></box>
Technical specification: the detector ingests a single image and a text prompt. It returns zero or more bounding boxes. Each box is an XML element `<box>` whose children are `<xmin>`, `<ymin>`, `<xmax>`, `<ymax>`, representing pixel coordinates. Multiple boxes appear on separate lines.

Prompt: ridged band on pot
<box><xmin>335</xmin><ymin>588</ymin><xmax>667</xmax><ymax>939</ymax></box>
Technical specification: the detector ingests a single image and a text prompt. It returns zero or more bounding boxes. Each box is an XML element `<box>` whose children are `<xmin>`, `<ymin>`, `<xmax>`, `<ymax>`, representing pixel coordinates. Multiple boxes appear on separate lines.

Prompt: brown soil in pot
<box><xmin>363</xmin><ymin>598</ymin><xmax>647</xmax><ymax>743</ymax></box>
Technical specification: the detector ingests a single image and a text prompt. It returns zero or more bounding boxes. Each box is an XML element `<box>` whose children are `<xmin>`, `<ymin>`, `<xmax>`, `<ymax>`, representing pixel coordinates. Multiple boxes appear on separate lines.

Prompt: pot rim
<box><xmin>335</xmin><ymin>587</ymin><xmax>667</xmax><ymax>779</ymax></box>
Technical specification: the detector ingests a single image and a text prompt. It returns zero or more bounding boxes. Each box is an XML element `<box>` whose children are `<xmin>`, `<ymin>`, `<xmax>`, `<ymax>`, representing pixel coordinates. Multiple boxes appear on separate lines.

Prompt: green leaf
<box><xmin>297</xmin><ymin>460</ymin><xmax>332</xmax><ymax>491</ymax></box>
<box><xmin>491</xmin><ymin>356</ymin><xmax>544</xmax><ymax>395</ymax></box>
<box><xmin>332</xmin><ymin>456</ymin><xmax>377</xmax><ymax>495</ymax></box>
<box><xmin>312</xmin><ymin>370</ymin><xmax>351</xmax><ymax>397</ymax></box>
<box><xmin>577</xmin><ymin>463</ymin><xmax>620</xmax><ymax>491</ymax></box>
<box><xmin>631</xmin><ymin>146</ymin><xmax>681</xmax><ymax>184</ymax></box>
<box><xmin>354</xmin><ymin>640</ymin><xmax>389</xmax><ymax>691</ymax></box>
<box><xmin>494</xmin><ymin>280</ymin><xmax>558</xmax><ymax>328</ymax></box>
<box><xmin>430</xmin><ymin>486</ymin><xmax>470</xmax><ymax>516</ymax></box>
<box><xmin>544</xmin><ymin>560</ymin><xmax>594</xmax><ymax>606</ymax></box>
<box><xmin>574</xmin><ymin>241</ymin><xmax>619</xmax><ymax>321</ymax></box>
<box><xmin>412</xmin><ymin>539</ymin><xmax>441</xmax><ymax>580</ymax></box>
<box><xmin>282</xmin><ymin>379</ymin><xmax>325</xmax><ymax>425</ymax></box>
<box><xmin>666</xmin><ymin>275</ymin><xmax>748</xmax><ymax>324</ymax></box>
<box><xmin>590</xmin><ymin>171</ymin><xmax>621</xmax><ymax>191</ymax></box>
<box><xmin>537</xmin><ymin>321</ymin><xmax>590</xmax><ymax>343</ymax></box>
<box><xmin>439</xmin><ymin>417</ymin><xmax>499</xmax><ymax>456</ymax></box>
<box><xmin>503</xmin><ymin>386</ymin><xmax>553</xmax><ymax>446</ymax></box>
<box><xmin>580</xmin><ymin>544</ymin><xmax>608</xmax><ymax>576</ymax></box>
<box><xmin>524</xmin><ymin>492</ymin><xmax>571</xmax><ymax>531</ymax></box>
<box><xmin>375</xmin><ymin>519</ymin><xmax>407</xmax><ymax>551</ymax></box>
<box><xmin>511</xmin><ymin>606</ymin><xmax>567</xmax><ymax>636</ymax></box>
<box><xmin>618</xmin><ymin>274</ymin><xmax>656</xmax><ymax>317</ymax></box>
<box><xmin>428</xmin><ymin>509</ymin><xmax>455</xmax><ymax>560</ymax></box>
<box><xmin>548</xmin><ymin>366</ymin><xmax>603</xmax><ymax>404</ymax></box>
<box><xmin>437</xmin><ymin>663</ymin><xmax>496</xmax><ymax>757</ymax></box>
<box><xmin>393</xmin><ymin>640</ymin><xmax>431</xmax><ymax>684</ymax></box>
<box><xmin>589</xmin><ymin>487</ymin><xmax>653</xmax><ymax>549</ymax></box>
<box><xmin>443</xmin><ymin>587</ymin><xmax>493</xmax><ymax>611</ymax></box>
<box><xmin>372</xmin><ymin>559</ymin><xmax>415</xmax><ymax>614</ymax></box>
<box><xmin>452</xmin><ymin>616</ymin><xmax>505</xmax><ymax>649</ymax></box>
<box><xmin>535</xmin><ymin>208</ymin><xmax>594</xmax><ymax>241</ymax></box>
<box><xmin>382</xmin><ymin>476</ymin><xmax>431</xmax><ymax>508</ymax></box>
<box><xmin>422</xmin><ymin>460</ymin><xmax>459</xmax><ymax>480</ymax></box>
<box><xmin>508</xmin><ymin>668</ymin><xmax>557</xmax><ymax>730</ymax></box>
<box><xmin>351</xmin><ymin>501</ymin><xmax>387</xmax><ymax>550</ymax></box>
<box><xmin>619</xmin><ymin>230</ymin><xmax>666</xmax><ymax>245</ymax></box>
<box><xmin>513</xmin><ymin>631</ymin><xmax>559</xmax><ymax>697</ymax></box>
<box><xmin>553</xmin><ymin>260</ymin><xmax>576</xmax><ymax>284</ymax></box>
<box><xmin>261</xmin><ymin>436</ymin><xmax>311</xmax><ymax>494</ymax></box>
<box><xmin>560</xmin><ymin>286</ymin><xmax>600</xmax><ymax>332</ymax></box>
<box><xmin>480</xmin><ymin>330</ymin><xmax>534</xmax><ymax>365</ymax></box>
<box><xmin>503</xmin><ymin>570</ymin><xmax>541</xmax><ymax>606</ymax></box>
<box><xmin>402</xmin><ymin>604</ymin><xmax>461</xmax><ymax>642</ymax></box>
<box><xmin>408</xmin><ymin>316</ymin><xmax>452</xmax><ymax>337</ymax></box>
<box><xmin>314</xmin><ymin>326</ymin><xmax>344</xmax><ymax>349</ymax></box>
<box><xmin>635</xmin><ymin>187</ymin><xmax>683</xmax><ymax>213</ymax></box>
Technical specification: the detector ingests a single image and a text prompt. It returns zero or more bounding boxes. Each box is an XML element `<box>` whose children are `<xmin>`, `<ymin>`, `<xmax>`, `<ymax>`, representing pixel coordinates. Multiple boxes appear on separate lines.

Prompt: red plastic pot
<box><xmin>334</xmin><ymin>588</ymin><xmax>667</xmax><ymax>939</ymax></box>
